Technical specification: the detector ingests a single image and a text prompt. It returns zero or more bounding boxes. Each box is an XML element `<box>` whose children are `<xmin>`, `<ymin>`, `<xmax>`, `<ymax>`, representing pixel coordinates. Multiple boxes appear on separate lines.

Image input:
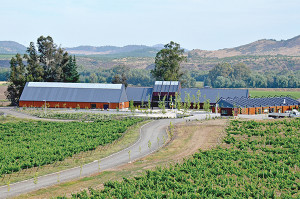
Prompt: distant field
<box><xmin>0</xmin><ymin>54</ymin><xmax>15</xmax><ymax>59</ymax></box>
<box><xmin>249</xmin><ymin>89</ymin><xmax>300</xmax><ymax>99</ymax></box>
<box><xmin>195</xmin><ymin>81</ymin><xmax>204</xmax><ymax>88</ymax></box>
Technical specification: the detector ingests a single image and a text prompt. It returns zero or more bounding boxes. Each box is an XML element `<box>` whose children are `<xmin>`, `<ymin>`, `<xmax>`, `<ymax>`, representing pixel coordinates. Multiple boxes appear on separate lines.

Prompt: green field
<box><xmin>249</xmin><ymin>90</ymin><xmax>300</xmax><ymax>99</ymax></box>
<box><xmin>61</xmin><ymin>119</ymin><xmax>300</xmax><ymax>198</ymax></box>
<box><xmin>0</xmin><ymin>54</ymin><xmax>15</xmax><ymax>59</ymax></box>
<box><xmin>0</xmin><ymin>118</ymin><xmax>142</xmax><ymax>176</ymax></box>
<box><xmin>195</xmin><ymin>81</ymin><xmax>204</xmax><ymax>88</ymax></box>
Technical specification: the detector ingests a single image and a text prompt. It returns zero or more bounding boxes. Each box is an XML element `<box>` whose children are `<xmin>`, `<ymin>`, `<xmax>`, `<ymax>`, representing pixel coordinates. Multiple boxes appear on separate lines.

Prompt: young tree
<box><xmin>175</xmin><ymin>92</ymin><xmax>182</xmax><ymax>110</ymax></box>
<box><xmin>158</xmin><ymin>95</ymin><xmax>166</xmax><ymax>114</ymax></box>
<box><xmin>185</xmin><ymin>92</ymin><xmax>191</xmax><ymax>110</ymax></box>
<box><xmin>196</xmin><ymin>90</ymin><xmax>201</xmax><ymax>110</ymax></box>
<box><xmin>5</xmin><ymin>54</ymin><xmax>26</xmax><ymax>105</ymax></box>
<box><xmin>151</xmin><ymin>41</ymin><xmax>186</xmax><ymax>81</ymax></box>
<box><xmin>147</xmin><ymin>94</ymin><xmax>151</xmax><ymax>110</ymax></box>
<box><xmin>203</xmin><ymin>99</ymin><xmax>211</xmax><ymax>112</ymax></box>
<box><xmin>169</xmin><ymin>95</ymin><xmax>173</xmax><ymax>109</ymax></box>
<box><xmin>192</xmin><ymin>95</ymin><xmax>196</xmax><ymax>109</ymax></box>
<box><xmin>129</xmin><ymin>100</ymin><xmax>135</xmax><ymax>113</ymax></box>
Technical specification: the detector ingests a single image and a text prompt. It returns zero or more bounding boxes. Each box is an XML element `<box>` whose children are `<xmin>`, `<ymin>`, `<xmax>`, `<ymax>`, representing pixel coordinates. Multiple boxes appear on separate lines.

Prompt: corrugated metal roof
<box><xmin>218</xmin><ymin>97</ymin><xmax>300</xmax><ymax>108</ymax></box>
<box><xmin>20</xmin><ymin>82</ymin><xmax>127</xmax><ymax>103</ymax></box>
<box><xmin>181</xmin><ymin>88</ymin><xmax>249</xmax><ymax>103</ymax></box>
<box><xmin>126</xmin><ymin>87</ymin><xmax>153</xmax><ymax>102</ymax></box>
<box><xmin>28</xmin><ymin>82</ymin><xmax>122</xmax><ymax>89</ymax></box>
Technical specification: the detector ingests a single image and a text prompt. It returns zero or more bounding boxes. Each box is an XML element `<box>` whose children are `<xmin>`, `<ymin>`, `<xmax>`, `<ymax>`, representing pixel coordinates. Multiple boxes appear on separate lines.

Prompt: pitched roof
<box><xmin>126</xmin><ymin>87</ymin><xmax>153</xmax><ymax>102</ymax></box>
<box><xmin>218</xmin><ymin>97</ymin><xmax>300</xmax><ymax>108</ymax></box>
<box><xmin>180</xmin><ymin>88</ymin><xmax>249</xmax><ymax>103</ymax></box>
<box><xmin>20</xmin><ymin>82</ymin><xmax>128</xmax><ymax>103</ymax></box>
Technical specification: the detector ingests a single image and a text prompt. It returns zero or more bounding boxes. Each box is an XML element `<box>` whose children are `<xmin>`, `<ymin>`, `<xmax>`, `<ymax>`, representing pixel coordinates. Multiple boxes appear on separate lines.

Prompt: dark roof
<box><xmin>218</xmin><ymin>97</ymin><xmax>300</xmax><ymax>108</ymax></box>
<box><xmin>153</xmin><ymin>81</ymin><xmax>180</xmax><ymax>93</ymax></box>
<box><xmin>20</xmin><ymin>82</ymin><xmax>128</xmax><ymax>103</ymax></box>
<box><xmin>181</xmin><ymin>88</ymin><xmax>249</xmax><ymax>103</ymax></box>
<box><xmin>126</xmin><ymin>87</ymin><xmax>153</xmax><ymax>102</ymax></box>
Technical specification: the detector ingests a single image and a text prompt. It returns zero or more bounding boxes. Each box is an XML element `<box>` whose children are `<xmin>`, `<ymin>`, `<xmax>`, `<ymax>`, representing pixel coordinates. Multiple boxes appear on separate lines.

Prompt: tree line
<box><xmin>81</xmin><ymin>41</ymin><xmax>196</xmax><ymax>88</ymax></box>
<box><xmin>6</xmin><ymin>36</ymin><xmax>79</xmax><ymax>105</ymax></box>
<box><xmin>204</xmin><ymin>62</ymin><xmax>300</xmax><ymax>88</ymax></box>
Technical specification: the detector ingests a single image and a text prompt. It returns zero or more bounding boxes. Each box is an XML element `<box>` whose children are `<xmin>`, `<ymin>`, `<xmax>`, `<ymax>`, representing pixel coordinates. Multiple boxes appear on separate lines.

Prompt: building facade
<box><xmin>217</xmin><ymin>97</ymin><xmax>300</xmax><ymax>116</ymax></box>
<box><xmin>19</xmin><ymin>82</ymin><xmax>129</xmax><ymax>109</ymax></box>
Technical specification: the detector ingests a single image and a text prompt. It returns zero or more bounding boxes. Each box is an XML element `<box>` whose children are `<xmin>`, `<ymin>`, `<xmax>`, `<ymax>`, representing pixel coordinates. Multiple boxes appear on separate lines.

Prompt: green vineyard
<box><xmin>60</xmin><ymin>119</ymin><xmax>299</xmax><ymax>198</ymax></box>
<box><xmin>0</xmin><ymin>118</ymin><xmax>142</xmax><ymax>176</ymax></box>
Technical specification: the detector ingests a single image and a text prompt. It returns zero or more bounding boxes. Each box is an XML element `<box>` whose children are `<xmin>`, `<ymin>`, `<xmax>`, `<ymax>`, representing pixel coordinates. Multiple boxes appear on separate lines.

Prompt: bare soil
<box><xmin>0</xmin><ymin>85</ymin><xmax>10</xmax><ymax>106</ymax></box>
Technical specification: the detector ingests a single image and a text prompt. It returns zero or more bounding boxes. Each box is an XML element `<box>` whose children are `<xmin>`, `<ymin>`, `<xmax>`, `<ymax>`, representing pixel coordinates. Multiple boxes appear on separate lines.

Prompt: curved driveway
<box><xmin>0</xmin><ymin>111</ymin><xmax>219</xmax><ymax>198</ymax></box>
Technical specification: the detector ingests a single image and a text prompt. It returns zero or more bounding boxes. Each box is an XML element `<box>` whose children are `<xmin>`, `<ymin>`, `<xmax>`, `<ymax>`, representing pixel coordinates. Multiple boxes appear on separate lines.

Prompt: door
<box><xmin>104</xmin><ymin>104</ymin><xmax>109</xmax><ymax>110</ymax></box>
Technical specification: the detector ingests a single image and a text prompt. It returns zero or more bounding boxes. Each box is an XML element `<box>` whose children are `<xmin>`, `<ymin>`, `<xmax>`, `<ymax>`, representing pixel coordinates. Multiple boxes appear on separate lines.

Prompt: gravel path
<box><xmin>0</xmin><ymin>107</ymin><xmax>76</xmax><ymax>122</ymax></box>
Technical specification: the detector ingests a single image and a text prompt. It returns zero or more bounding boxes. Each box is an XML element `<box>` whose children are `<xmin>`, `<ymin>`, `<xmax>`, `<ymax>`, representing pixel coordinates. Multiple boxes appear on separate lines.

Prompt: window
<box><xmin>221</xmin><ymin>109</ymin><xmax>228</xmax><ymax>115</ymax></box>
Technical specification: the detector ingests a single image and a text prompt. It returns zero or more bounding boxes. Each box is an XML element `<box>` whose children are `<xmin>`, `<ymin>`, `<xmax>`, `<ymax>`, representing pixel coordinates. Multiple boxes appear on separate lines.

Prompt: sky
<box><xmin>0</xmin><ymin>0</ymin><xmax>299</xmax><ymax>50</ymax></box>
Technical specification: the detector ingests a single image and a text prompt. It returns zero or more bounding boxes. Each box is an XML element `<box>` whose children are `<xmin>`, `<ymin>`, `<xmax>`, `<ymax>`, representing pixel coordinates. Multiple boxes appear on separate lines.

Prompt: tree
<box><xmin>5</xmin><ymin>54</ymin><xmax>26</xmax><ymax>105</ymax></box>
<box><xmin>6</xmin><ymin>36</ymin><xmax>80</xmax><ymax>105</ymax></box>
<box><xmin>37</xmin><ymin>36</ymin><xmax>69</xmax><ymax>81</ymax></box>
<box><xmin>63</xmin><ymin>56</ymin><xmax>80</xmax><ymax>82</ymax></box>
<box><xmin>151</xmin><ymin>41</ymin><xmax>186</xmax><ymax>81</ymax></box>
<box><xmin>24</xmin><ymin>42</ymin><xmax>43</xmax><ymax>82</ymax></box>
<box><xmin>232</xmin><ymin>63</ymin><xmax>251</xmax><ymax>81</ymax></box>
<box><xmin>214</xmin><ymin>76</ymin><xmax>231</xmax><ymax>88</ymax></box>
<box><xmin>180</xmin><ymin>71</ymin><xmax>196</xmax><ymax>88</ymax></box>
<box><xmin>111</xmin><ymin>65</ymin><xmax>128</xmax><ymax>87</ymax></box>
<box><xmin>208</xmin><ymin>62</ymin><xmax>233</xmax><ymax>83</ymax></box>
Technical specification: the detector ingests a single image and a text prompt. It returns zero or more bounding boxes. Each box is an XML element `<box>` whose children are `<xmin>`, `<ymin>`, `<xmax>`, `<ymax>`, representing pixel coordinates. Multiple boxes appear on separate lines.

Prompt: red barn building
<box><xmin>19</xmin><ymin>82</ymin><xmax>129</xmax><ymax>109</ymax></box>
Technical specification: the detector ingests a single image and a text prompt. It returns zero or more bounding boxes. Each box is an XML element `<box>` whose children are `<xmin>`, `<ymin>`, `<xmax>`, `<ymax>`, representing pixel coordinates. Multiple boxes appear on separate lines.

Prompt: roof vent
<box><xmin>283</xmin><ymin>99</ymin><xmax>286</xmax><ymax>104</ymax></box>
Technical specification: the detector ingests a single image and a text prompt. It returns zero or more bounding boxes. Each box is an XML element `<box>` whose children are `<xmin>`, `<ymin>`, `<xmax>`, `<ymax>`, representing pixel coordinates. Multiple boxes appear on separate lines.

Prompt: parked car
<box><xmin>268</xmin><ymin>109</ymin><xmax>300</xmax><ymax>118</ymax></box>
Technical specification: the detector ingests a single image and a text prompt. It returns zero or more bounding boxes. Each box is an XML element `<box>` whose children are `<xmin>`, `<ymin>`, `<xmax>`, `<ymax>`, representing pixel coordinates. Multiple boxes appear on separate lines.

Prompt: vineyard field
<box><xmin>0</xmin><ymin>118</ymin><xmax>142</xmax><ymax>177</ymax></box>
<box><xmin>29</xmin><ymin>111</ymin><xmax>125</xmax><ymax>121</ymax></box>
<box><xmin>60</xmin><ymin>118</ymin><xmax>300</xmax><ymax>198</ymax></box>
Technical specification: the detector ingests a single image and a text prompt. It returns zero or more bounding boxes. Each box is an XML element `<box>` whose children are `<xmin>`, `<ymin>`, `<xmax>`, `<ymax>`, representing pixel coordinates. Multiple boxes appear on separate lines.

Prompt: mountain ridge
<box><xmin>1</xmin><ymin>35</ymin><xmax>300</xmax><ymax>58</ymax></box>
<box><xmin>188</xmin><ymin>35</ymin><xmax>300</xmax><ymax>58</ymax></box>
<box><xmin>0</xmin><ymin>41</ymin><xmax>27</xmax><ymax>54</ymax></box>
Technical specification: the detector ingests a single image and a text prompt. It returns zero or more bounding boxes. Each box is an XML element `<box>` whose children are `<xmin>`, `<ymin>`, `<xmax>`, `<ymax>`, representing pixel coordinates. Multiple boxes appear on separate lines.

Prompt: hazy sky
<box><xmin>1</xmin><ymin>0</ymin><xmax>299</xmax><ymax>50</ymax></box>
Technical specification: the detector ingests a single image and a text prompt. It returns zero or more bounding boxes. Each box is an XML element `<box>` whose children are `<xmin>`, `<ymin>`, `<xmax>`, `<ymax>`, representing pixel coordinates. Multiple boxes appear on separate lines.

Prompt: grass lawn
<box><xmin>195</xmin><ymin>81</ymin><xmax>204</xmax><ymax>88</ymax></box>
<box><xmin>249</xmin><ymin>90</ymin><xmax>300</xmax><ymax>99</ymax></box>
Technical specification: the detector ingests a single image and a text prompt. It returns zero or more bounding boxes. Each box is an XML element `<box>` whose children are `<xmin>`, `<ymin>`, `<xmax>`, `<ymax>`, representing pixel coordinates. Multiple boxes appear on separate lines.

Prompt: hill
<box><xmin>1</xmin><ymin>36</ymin><xmax>300</xmax><ymax>72</ymax></box>
<box><xmin>0</xmin><ymin>41</ymin><xmax>27</xmax><ymax>54</ymax></box>
<box><xmin>188</xmin><ymin>35</ymin><xmax>300</xmax><ymax>58</ymax></box>
<box><xmin>66</xmin><ymin>45</ymin><xmax>163</xmax><ymax>57</ymax></box>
